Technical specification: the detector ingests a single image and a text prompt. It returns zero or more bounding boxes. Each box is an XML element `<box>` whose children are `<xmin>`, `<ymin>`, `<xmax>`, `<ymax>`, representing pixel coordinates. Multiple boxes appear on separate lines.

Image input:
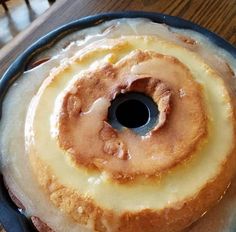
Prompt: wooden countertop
<box><xmin>0</xmin><ymin>0</ymin><xmax>235</xmax><ymax>231</ymax></box>
<box><xmin>0</xmin><ymin>0</ymin><xmax>235</xmax><ymax>79</ymax></box>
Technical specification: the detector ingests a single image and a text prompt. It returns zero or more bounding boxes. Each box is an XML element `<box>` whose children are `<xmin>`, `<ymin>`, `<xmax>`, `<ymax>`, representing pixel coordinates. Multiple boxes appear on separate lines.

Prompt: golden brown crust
<box><xmin>24</xmin><ymin>36</ymin><xmax>236</xmax><ymax>232</ymax></box>
<box><xmin>30</xmin><ymin>136</ymin><xmax>236</xmax><ymax>232</ymax></box>
<box><xmin>125</xmin><ymin>76</ymin><xmax>172</xmax><ymax>131</ymax></box>
<box><xmin>27</xmin><ymin>57</ymin><xmax>51</xmax><ymax>70</ymax></box>
<box><xmin>118</xmin><ymin>146</ymin><xmax>236</xmax><ymax>232</ymax></box>
<box><xmin>57</xmin><ymin>50</ymin><xmax>208</xmax><ymax>182</ymax></box>
<box><xmin>175</xmin><ymin>33</ymin><xmax>197</xmax><ymax>46</ymax></box>
<box><xmin>4</xmin><ymin>180</ymin><xmax>55</xmax><ymax>232</ymax></box>
<box><xmin>3</xmin><ymin>179</ymin><xmax>25</xmax><ymax>210</ymax></box>
<box><xmin>31</xmin><ymin>216</ymin><xmax>54</xmax><ymax>232</ymax></box>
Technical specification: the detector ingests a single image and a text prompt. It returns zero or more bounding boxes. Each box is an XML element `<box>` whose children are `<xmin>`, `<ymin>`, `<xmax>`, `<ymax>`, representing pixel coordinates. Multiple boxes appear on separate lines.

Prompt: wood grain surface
<box><xmin>0</xmin><ymin>0</ymin><xmax>235</xmax><ymax>231</ymax></box>
<box><xmin>0</xmin><ymin>0</ymin><xmax>235</xmax><ymax>79</ymax></box>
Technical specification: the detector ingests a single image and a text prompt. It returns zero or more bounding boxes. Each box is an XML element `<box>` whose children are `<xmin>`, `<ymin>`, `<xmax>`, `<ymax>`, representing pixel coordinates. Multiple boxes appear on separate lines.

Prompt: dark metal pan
<box><xmin>0</xmin><ymin>11</ymin><xmax>235</xmax><ymax>232</ymax></box>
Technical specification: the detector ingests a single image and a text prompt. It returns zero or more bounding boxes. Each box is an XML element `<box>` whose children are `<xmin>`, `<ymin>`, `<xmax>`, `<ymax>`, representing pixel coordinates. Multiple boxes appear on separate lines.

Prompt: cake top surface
<box><xmin>1</xmin><ymin>18</ymin><xmax>236</xmax><ymax>232</ymax></box>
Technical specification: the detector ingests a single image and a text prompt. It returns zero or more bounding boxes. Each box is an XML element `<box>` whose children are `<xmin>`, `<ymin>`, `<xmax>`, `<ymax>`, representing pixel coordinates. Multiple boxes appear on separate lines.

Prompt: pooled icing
<box><xmin>1</xmin><ymin>18</ymin><xmax>236</xmax><ymax>232</ymax></box>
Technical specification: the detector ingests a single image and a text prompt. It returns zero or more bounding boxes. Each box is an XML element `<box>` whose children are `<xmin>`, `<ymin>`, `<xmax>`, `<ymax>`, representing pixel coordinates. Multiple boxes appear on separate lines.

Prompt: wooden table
<box><xmin>0</xmin><ymin>0</ymin><xmax>235</xmax><ymax>79</ymax></box>
<box><xmin>0</xmin><ymin>0</ymin><xmax>235</xmax><ymax>231</ymax></box>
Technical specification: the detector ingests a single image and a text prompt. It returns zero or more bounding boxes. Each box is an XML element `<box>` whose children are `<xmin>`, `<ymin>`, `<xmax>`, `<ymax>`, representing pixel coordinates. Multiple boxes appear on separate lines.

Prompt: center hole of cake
<box><xmin>108</xmin><ymin>92</ymin><xmax>159</xmax><ymax>135</ymax></box>
<box><xmin>116</xmin><ymin>99</ymin><xmax>149</xmax><ymax>128</ymax></box>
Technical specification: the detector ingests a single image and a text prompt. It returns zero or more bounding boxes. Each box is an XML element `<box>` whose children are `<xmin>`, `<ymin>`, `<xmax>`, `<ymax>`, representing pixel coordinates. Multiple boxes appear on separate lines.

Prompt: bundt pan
<box><xmin>0</xmin><ymin>11</ymin><xmax>236</xmax><ymax>232</ymax></box>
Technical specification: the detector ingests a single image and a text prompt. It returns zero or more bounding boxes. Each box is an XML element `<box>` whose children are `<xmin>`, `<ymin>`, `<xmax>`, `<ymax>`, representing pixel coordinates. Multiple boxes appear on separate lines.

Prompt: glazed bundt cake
<box><xmin>1</xmin><ymin>18</ymin><xmax>236</xmax><ymax>232</ymax></box>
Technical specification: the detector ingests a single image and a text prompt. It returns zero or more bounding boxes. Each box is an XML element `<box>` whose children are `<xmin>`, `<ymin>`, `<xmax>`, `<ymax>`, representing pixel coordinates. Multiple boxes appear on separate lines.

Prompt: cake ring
<box><xmin>1</xmin><ymin>17</ymin><xmax>236</xmax><ymax>232</ymax></box>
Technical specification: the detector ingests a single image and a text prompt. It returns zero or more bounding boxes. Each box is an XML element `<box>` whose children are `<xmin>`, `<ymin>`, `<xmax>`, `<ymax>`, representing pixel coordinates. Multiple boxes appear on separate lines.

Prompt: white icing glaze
<box><xmin>26</xmin><ymin>35</ymin><xmax>234</xmax><ymax>211</ymax></box>
<box><xmin>1</xmin><ymin>18</ymin><xmax>236</xmax><ymax>232</ymax></box>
